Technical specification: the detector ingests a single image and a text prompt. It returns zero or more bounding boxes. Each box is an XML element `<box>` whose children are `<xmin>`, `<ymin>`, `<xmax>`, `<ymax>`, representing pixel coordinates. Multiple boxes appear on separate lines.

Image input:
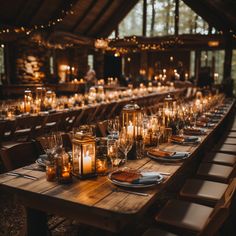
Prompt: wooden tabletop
<box><xmin>0</xmin><ymin>100</ymin><xmax>234</xmax><ymax>233</ymax></box>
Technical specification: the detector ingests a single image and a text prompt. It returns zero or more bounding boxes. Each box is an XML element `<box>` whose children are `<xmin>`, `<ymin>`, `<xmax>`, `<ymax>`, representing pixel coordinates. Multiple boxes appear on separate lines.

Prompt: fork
<box><xmin>6</xmin><ymin>172</ymin><xmax>38</xmax><ymax>180</ymax></box>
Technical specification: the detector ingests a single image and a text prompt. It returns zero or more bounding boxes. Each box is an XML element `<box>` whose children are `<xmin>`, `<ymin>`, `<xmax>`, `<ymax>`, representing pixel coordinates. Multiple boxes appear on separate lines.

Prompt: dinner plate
<box><xmin>147</xmin><ymin>151</ymin><xmax>190</xmax><ymax>162</ymax></box>
<box><xmin>35</xmin><ymin>154</ymin><xmax>49</xmax><ymax>167</ymax></box>
<box><xmin>171</xmin><ymin>136</ymin><xmax>201</xmax><ymax>145</ymax></box>
<box><xmin>108</xmin><ymin>171</ymin><xmax>163</xmax><ymax>188</ymax></box>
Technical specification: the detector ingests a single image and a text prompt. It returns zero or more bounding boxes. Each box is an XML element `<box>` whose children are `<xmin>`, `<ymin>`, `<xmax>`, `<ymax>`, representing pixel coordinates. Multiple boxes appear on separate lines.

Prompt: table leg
<box><xmin>26</xmin><ymin>207</ymin><xmax>48</xmax><ymax>236</ymax></box>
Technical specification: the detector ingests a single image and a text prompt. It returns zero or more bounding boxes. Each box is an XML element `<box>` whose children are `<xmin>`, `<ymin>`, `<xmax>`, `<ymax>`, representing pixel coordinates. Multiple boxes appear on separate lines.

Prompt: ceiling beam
<box><xmin>203</xmin><ymin>0</ymin><xmax>236</xmax><ymax>31</ymax></box>
<box><xmin>98</xmin><ymin>0</ymin><xmax>139</xmax><ymax>37</ymax></box>
<box><xmin>83</xmin><ymin>0</ymin><xmax>114</xmax><ymax>36</ymax></box>
<box><xmin>182</xmin><ymin>0</ymin><xmax>228</xmax><ymax>31</ymax></box>
<box><xmin>29</xmin><ymin>0</ymin><xmax>48</xmax><ymax>25</ymax></box>
<box><xmin>71</xmin><ymin>0</ymin><xmax>97</xmax><ymax>33</ymax></box>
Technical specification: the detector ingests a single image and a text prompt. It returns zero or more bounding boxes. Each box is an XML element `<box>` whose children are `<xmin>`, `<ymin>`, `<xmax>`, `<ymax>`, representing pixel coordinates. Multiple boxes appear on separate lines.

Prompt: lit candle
<box><xmin>83</xmin><ymin>151</ymin><xmax>92</xmax><ymax>174</ymax></box>
<box><xmin>127</xmin><ymin>121</ymin><xmax>134</xmax><ymax>137</ymax></box>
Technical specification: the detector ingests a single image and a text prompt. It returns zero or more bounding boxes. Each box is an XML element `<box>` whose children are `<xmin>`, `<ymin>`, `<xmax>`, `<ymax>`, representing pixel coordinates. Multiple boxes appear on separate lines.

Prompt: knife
<box><xmin>6</xmin><ymin>172</ymin><xmax>38</xmax><ymax>180</ymax></box>
<box><xmin>114</xmin><ymin>188</ymin><xmax>149</xmax><ymax>197</ymax></box>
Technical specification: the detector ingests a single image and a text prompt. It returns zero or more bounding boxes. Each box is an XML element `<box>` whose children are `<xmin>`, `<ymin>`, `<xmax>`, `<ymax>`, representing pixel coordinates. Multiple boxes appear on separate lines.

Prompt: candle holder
<box><xmin>121</xmin><ymin>103</ymin><xmax>143</xmax><ymax>160</ymax></box>
<box><xmin>24</xmin><ymin>88</ymin><xmax>32</xmax><ymax>113</ymax></box>
<box><xmin>46</xmin><ymin>163</ymin><xmax>56</xmax><ymax>182</ymax></box>
<box><xmin>163</xmin><ymin>94</ymin><xmax>176</xmax><ymax>126</ymax></box>
<box><xmin>72</xmin><ymin>132</ymin><xmax>96</xmax><ymax>179</ymax></box>
<box><xmin>57</xmin><ymin>150</ymin><xmax>72</xmax><ymax>184</ymax></box>
<box><xmin>121</xmin><ymin>103</ymin><xmax>143</xmax><ymax>139</ymax></box>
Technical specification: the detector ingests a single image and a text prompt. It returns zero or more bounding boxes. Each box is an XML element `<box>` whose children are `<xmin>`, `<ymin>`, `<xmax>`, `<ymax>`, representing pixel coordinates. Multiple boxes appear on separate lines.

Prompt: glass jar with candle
<box><xmin>46</xmin><ymin>163</ymin><xmax>56</xmax><ymax>182</ymax></box>
<box><xmin>24</xmin><ymin>88</ymin><xmax>33</xmax><ymax>113</ymax></box>
<box><xmin>163</xmin><ymin>94</ymin><xmax>177</xmax><ymax>126</ymax></box>
<box><xmin>72</xmin><ymin>131</ymin><xmax>96</xmax><ymax>179</ymax></box>
<box><xmin>121</xmin><ymin>103</ymin><xmax>143</xmax><ymax>139</ymax></box>
<box><xmin>57</xmin><ymin>149</ymin><xmax>72</xmax><ymax>184</ymax></box>
<box><xmin>96</xmin><ymin>138</ymin><xmax>108</xmax><ymax>175</ymax></box>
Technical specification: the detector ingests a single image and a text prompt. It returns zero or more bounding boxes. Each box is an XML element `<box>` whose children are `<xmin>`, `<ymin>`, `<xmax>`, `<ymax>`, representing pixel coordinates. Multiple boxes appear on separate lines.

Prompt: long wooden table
<box><xmin>0</xmin><ymin>99</ymin><xmax>234</xmax><ymax>235</ymax></box>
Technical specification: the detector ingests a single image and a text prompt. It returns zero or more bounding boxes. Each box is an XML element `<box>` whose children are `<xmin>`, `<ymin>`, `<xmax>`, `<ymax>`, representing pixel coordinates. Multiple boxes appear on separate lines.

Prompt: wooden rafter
<box><xmin>182</xmin><ymin>0</ymin><xmax>230</xmax><ymax>32</ymax></box>
<box><xmin>83</xmin><ymin>0</ymin><xmax>114</xmax><ymax>36</ymax></box>
<box><xmin>71</xmin><ymin>0</ymin><xmax>97</xmax><ymax>33</ymax></box>
<box><xmin>98</xmin><ymin>0</ymin><xmax>139</xmax><ymax>37</ymax></box>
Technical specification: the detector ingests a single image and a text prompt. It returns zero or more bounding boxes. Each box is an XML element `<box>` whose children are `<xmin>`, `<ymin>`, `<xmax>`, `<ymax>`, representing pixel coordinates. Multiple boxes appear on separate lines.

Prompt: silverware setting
<box><xmin>113</xmin><ymin>188</ymin><xmax>149</xmax><ymax>197</ymax></box>
<box><xmin>6</xmin><ymin>172</ymin><xmax>38</xmax><ymax>180</ymax></box>
<box><xmin>23</xmin><ymin>166</ymin><xmax>45</xmax><ymax>172</ymax></box>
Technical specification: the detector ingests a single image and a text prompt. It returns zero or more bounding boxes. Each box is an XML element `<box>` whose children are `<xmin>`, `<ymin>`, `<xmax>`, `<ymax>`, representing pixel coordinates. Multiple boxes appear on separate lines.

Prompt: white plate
<box><xmin>108</xmin><ymin>171</ymin><xmax>163</xmax><ymax>188</ymax></box>
<box><xmin>147</xmin><ymin>151</ymin><xmax>190</xmax><ymax>162</ymax></box>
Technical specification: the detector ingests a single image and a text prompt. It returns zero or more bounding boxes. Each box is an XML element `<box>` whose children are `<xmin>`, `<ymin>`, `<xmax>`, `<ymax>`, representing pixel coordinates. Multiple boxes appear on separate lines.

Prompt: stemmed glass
<box><xmin>107</xmin><ymin>116</ymin><xmax>120</xmax><ymax>136</ymax></box>
<box><xmin>117</xmin><ymin>129</ymin><xmax>133</xmax><ymax>164</ymax></box>
<box><xmin>39</xmin><ymin>134</ymin><xmax>57</xmax><ymax>163</ymax></box>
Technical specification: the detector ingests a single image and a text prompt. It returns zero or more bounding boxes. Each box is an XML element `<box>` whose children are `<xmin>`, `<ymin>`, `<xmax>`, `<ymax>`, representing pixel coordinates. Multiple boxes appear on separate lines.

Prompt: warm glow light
<box><xmin>208</xmin><ymin>41</ymin><xmax>220</xmax><ymax>47</ymax></box>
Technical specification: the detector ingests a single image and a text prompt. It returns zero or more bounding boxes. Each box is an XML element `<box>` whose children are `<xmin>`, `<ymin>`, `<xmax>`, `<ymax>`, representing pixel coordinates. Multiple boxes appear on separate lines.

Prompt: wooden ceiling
<box><xmin>0</xmin><ymin>0</ymin><xmax>139</xmax><ymax>39</ymax></box>
<box><xmin>0</xmin><ymin>0</ymin><xmax>235</xmax><ymax>45</ymax></box>
<box><xmin>183</xmin><ymin>0</ymin><xmax>236</xmax><ymax>33</ymax></box>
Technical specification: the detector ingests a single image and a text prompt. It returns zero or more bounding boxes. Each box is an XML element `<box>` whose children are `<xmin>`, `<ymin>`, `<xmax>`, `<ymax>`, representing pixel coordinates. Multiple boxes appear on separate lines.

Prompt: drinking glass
<box><xmin>107</xmin><ymin>136</ymin><xmax>118</xmax><ymax>170</ymax></box>
<box><xmin>117</xmin><ymin>129</ymin><xmax>133</xmax><ymax>164</ymax></box>
<box><xmin>39</xmin><ymin>134</ymin><xmax>57</xmax><ymax>163</ymax></box>
<box><xmin>107</xmin><ymin>116</ymin><xmax>120</xmax><ymax>136</ymax></box>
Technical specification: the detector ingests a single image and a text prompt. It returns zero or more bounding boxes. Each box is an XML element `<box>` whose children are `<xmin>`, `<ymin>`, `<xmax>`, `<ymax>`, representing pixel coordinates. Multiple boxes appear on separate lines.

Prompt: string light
<box><xmin>0</xmin><ymin>1</ymin><xmax>75</xmax><ymax>36</ymax></box>
<box><xmin>95</xmin><ymin>35</ymin><xmax>184</xmax><ymax>55</ymax></box>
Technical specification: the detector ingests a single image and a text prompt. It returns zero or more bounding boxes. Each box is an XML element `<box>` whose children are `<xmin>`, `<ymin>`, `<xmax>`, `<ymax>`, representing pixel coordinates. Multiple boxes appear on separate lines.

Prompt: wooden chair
<box><xmin>213</xmin><ymin>143</ymin><xmax>236</xmax><ymax>155</ymax></box>
<box><xmin>197</xmin><ymin>163</ymin><xmax>234</xmax><ymax>183</ymax></box>
<box><xmin>0</xmin><ymin>120</ymin><xmax>15</xmax><ymax>144</ymax></box>
<box><xmin>180</xmin><ymin>178</ymin><xmax>228</xmax><ymax>207</ymax></box>
<box><xmin>142</xmin><ymin>227</ymin><xmax>178</xmax><ymax>236</ymax></box>
<box><xmin>61</xmin><ymin>110</ymin><xmax>81</xmax><ymax>132</ymax></box>
<box><xmin>42</xmin><ymin>112</ymin><xmax>64</xmax><ymax>133</ymax></box>
<box><xmin>203</xmin><ymin>152</ymin><xmax>236</xmax><ymax>167</ymax></box>
<box><xmin>13</xmin><ymin>115</ymin><xmax>45</xmax><ymax>141</ymax></box>
<box><xmin>79</xmin><ymin>106</ymin><xmax>97</xmax><ymax>124</ymax></box>
<box><xmin>73</xmin><ymin>109</ymin><xmax>85</xmax><ymax>128</ymax></box>
<box><xmin>155</xmin><ymin>178</ymin><xmax>236</xmax><ymax>236</ymax></box>
<box><xmin>0</xmin><ymin>141</ymin><xmax>38</xmax><ymax>171</ymax></box>
<box><xmin>222</xmin><ymin>137</ymin><xmax>236</xmax><ymax>145</ymax></box>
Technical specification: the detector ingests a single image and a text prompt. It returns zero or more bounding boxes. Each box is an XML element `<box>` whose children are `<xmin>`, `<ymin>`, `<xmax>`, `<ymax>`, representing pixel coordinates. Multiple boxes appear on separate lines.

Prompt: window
<box><xmin>146</xmin><ymin>0</ymin><xmax>175</xmax><ymax>36</ymax></box>
<box><xmin>200</xmin><ymin>50</ymin><xmax>225</xmax><ymax>83</ymax></box>
<box><xmin>118</xmin><ymin>0</ymin><xmax>210</xmax><ymax>37</ymax></box>
<box><xmin>0</xmin><ymin>45</ymin><xmax>5</xmax><ymax>74</ymax></box>
<box><xmin>118</xmin><ymin>0</ymin><xmax>143</xmax><ymax>37</ymax></box>
<box><xmin>232</xmin><ymin>50</ymin><xmax>236</xmax><ymax>95</ymax></box>
<box><xmin>49</xmin><ymin>56</ymin><xmax>54</xmax><ymax>75</ymax></box>
<box><xmin>88</xmin><ymin>54</ymin><xmax>94</xmax><ymax>70</ymax></box>
<box><xmin>179</xmin><ymin>1</ymin><xmax>209</xmax><ymax>34</ymax></box>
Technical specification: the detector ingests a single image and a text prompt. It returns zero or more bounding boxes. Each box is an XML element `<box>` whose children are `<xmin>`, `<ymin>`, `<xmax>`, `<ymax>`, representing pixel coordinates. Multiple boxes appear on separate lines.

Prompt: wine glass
<box><xmin>39</xmin><ymin>134</ymin><xmax>57</xmax><ymax>163</ymax></box>
<box><xmin>117</xmin><ymin>129</ymin><xmax>133</xmax><ymax>164</ymax></box>
<box><xmin>107</xmin><ymin>116</ymin><xmax>120</xmax><ymax>136</ymax></box>
<box><xmin>52</xmin><ymin>131</ymin><xmax>63</xmax><ymax>153</ymax></box>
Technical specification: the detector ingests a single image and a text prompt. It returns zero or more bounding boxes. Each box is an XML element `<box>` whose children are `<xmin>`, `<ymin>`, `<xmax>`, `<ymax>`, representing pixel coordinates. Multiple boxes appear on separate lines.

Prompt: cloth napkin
<box><xmin>148</xmin><ymin>149</ymin><xmax>175</xmax><ymax>157</ymax></box>
<box><xmin>148</xmin><ymin>149</ymin><xmax>190</xmax><ymax>160</ymax></box>
<box><xmin>184</xmin><ymin>128</ymin><xmax>205</xmax><ymax>135</ymax></box>
<box><xmin>171</xmin><ymin>135</ymin><xmax>198</xmax><ymax>143</ymax></box>
<box><xmin>132</xmin><ymin>172</ymin><xmax>163</xmax><ymax>184</ymax></box>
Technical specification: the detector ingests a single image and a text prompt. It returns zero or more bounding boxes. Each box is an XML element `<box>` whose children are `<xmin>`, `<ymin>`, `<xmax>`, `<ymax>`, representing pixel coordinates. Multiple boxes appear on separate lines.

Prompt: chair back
<box><xmin>200</xmin><ymin>178</ymin><xmax>236</xmax><ymax>236</ymax></box>
<box><xmin>0</xmin><ymin>142</ymin><xmax>37</xmax><ymax>171</ymax></box>
<box><xmin>0</xmin><ymin>120</ymin><xmax>15</xmax><ymax>144</ymax></box>
<box><xmin>42</xmin><ymin>112</ymin><xmax>64</xmax><ymax>133</ymax></box>
<box><xmin>14</xmin><ymin>115</ymin><xmax>45</xmax><ymax>141</ymax></box>
<box><xmin>62</xmin><ymin>110</ymin><xmax>81</xmax><ymax>132</ymax></box>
